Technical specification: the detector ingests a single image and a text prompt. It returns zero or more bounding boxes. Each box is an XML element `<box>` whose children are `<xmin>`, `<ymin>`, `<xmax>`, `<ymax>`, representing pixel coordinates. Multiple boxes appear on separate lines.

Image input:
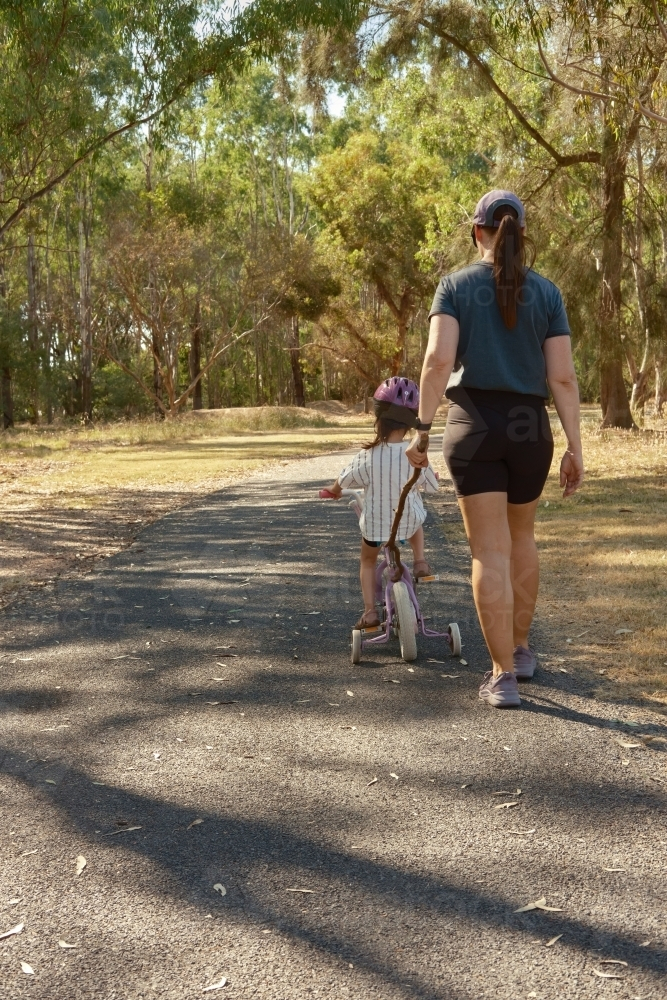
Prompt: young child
<box><xmin>320</xmin><ymin>377</ymin><xmax>439</xmax><ymax>629</ymax></box>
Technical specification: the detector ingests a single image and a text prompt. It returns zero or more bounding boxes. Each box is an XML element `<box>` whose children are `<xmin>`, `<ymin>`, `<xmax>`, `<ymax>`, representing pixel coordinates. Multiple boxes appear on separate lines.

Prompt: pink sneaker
<box><xmin>513</xmin><ymin>645</ymin><xmax>537</xmax><ymax>680</ymax></box>
<box><xmin>478</xmin><ymin>671</ymin><xmax>521</xmax><ymax>708</ymax></box>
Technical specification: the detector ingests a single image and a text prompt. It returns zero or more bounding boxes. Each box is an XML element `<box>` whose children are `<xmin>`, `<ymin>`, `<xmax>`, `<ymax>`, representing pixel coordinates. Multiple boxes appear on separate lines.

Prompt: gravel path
<box><xmin>1</xmin><ymin>450</ymin><xmax>665</xmax><ymax>1000</ymax></box>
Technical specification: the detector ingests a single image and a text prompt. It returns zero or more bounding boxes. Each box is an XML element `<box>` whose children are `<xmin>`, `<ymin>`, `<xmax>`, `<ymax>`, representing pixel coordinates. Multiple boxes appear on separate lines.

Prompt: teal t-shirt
<box><xmin>429</xmin><ymin>261</ymin><xmax>570</xmax><ymax>398</ymax></box>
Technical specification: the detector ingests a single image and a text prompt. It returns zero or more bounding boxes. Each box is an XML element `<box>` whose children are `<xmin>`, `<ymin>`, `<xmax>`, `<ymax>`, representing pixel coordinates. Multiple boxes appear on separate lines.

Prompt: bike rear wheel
<box><xmin>393</xmin><ymin>581</ymin><xmax>417</xmax><ymax>661</ymax></box>
<box><xmin>351</xmin><ymin>629</ymin><xmax>362</xmax><ymax>664</ymax></box>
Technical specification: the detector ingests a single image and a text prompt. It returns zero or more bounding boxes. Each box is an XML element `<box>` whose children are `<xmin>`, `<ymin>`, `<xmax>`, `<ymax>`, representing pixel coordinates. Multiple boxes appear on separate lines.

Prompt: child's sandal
<box><xmin>413</xmin><ymin>559</ymin><xmax>433</xmax><ymax>582</ymax></box>
<box><xmin>354</xmin><ymin>610</ymin><xmax>381</xmax><ymax>629</ymax></box>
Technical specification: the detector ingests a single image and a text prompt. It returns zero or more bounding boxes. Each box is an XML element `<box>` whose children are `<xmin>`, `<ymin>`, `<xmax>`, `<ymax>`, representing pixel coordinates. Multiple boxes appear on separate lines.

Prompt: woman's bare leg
<box><xmin>360</xmin><ymin>539</ymin><xmax>380</xmax><ymax>614</ymax></box>
<box><xmin>458</xmin><ymin>492</ymin><xmax>514</xmax><ymax>676</ymax></box>
<box><xmin>507</xmin><ymin>499</ymin><xmax>540</xmax><ymax>648</ymax></box>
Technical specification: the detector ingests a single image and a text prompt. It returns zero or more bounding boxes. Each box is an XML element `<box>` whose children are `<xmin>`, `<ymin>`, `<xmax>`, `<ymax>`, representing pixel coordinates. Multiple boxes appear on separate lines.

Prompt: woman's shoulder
<box><xmin>441</xmin><ymin>261</ymin><xmax>491</xmax><ymax>285</ymax></box>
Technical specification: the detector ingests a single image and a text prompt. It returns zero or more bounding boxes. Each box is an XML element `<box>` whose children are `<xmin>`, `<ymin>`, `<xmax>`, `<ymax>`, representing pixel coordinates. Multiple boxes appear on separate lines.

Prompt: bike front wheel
<box><xmin>351</xmin><ymin>629</ymin><xmax>362</xmax><ymax>664</ymax></box>
<box><xmin>393</xmin><ymin>581</ymin><xmax>417</xmax><ymax>661</ymax></box>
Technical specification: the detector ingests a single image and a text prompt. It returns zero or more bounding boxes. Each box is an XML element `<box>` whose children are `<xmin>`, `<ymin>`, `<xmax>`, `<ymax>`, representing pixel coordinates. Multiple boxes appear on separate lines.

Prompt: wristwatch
<box><xmin>415</xmin><ymin>421</ymin><xmax>432</xmax><ymax>432</ymax></box>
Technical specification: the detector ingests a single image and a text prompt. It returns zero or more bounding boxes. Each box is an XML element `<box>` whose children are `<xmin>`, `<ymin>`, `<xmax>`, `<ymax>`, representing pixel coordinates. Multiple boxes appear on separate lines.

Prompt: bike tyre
<box><xmin>351</xmin><ymin>629</ymin><xmax>362</xmax><ymax>664</ymax></box>
<box><xmin>448</xmin><ymin>622</ymin><xmax>462</xmax><ymax>657</ymax></box>
<box><xmin>393</xmin><ymin>581</ymin><xmax>417</xmax><ymax>661</ymax></box>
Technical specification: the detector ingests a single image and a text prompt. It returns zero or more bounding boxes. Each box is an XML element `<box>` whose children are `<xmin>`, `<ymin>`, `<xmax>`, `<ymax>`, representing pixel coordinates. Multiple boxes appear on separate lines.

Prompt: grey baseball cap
<box><xmin>472</xmin><ymin>189</ymin><xmax>526</xmax><ymax>228</ymax></box>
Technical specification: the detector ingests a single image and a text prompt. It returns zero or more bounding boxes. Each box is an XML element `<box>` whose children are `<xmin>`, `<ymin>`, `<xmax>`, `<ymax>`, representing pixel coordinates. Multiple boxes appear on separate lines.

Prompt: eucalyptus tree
<box><xmin>359</xmin><ymin>0</ymin><xmax>667</xmax><ymax>426</ymax></box>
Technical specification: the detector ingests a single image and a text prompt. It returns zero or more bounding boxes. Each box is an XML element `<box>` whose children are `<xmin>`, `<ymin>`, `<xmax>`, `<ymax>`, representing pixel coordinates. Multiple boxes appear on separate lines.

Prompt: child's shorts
<box><xmin>362</xmin><ymin>538</ymin><xmax>406</xmax><ymax>547</ymax></box>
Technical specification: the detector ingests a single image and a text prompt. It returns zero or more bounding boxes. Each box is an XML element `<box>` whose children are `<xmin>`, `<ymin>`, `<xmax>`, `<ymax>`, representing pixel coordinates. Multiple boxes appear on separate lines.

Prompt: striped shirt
<box><xmin>337</xmin><ymin>442</ymin><xmax>439</xmax><ymax>542</ymax></box>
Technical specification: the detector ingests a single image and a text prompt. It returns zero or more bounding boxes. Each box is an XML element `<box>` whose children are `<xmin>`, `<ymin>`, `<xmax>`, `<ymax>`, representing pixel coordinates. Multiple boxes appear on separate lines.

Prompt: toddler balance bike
<box><xmin>340</xmin><ymin>487</ymin><xmax>461</xmax><ymax>663</ymax></box>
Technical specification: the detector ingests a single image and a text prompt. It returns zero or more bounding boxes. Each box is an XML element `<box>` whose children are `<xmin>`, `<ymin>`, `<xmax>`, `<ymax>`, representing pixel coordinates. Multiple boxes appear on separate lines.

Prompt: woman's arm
<box><xmin>406</xmin><ymin>314</ymin><xmax>459</xmax><ymax>468</ymax></box>
<box><xmin>543</xmin><ymin>335</ymin><xmax>584</xmax><ymax>497</ymax></box>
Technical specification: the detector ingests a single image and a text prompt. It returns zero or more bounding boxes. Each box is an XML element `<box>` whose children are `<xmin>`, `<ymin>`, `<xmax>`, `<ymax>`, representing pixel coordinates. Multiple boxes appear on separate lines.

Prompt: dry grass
<box><xmin>536</xmin><ymin>405</ymin><xmax>667</xmax><ymax>713</ymax></box>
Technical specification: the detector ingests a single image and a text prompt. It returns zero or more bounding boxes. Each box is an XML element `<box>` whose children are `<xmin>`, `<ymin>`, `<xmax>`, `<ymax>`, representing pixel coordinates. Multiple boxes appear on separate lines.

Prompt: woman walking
<box><xmin>407</xmin><ymin>190</ymin><xmax>584</xmax><ymax>708</ymax></box>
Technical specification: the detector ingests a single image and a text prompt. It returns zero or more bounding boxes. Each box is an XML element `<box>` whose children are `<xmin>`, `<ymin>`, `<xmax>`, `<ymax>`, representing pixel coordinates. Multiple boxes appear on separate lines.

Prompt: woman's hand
<box><xmin>405</xmin><ymin>432</ymin><xmax>430</xmax><ymax>469</ymax></box>
<box><xmin>560</xmin><ymin>449</ymin><xmax>584</xmax><ymax>497</ymax></box>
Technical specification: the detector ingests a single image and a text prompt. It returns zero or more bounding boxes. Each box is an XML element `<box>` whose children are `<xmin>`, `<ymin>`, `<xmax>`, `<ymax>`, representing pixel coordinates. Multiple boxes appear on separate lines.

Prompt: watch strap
<box><xmin>416</xmin><ymin>421</ymin><xmax>432</xmax><ymax>432</ymax></box>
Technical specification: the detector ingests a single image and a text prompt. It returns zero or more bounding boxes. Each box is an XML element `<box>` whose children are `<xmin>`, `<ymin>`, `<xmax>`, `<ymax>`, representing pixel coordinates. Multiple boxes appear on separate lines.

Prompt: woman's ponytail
<box><xmin>490</xmin><ymin>212</ymin><xmax>534</xmax><ymax>329</ymax></box>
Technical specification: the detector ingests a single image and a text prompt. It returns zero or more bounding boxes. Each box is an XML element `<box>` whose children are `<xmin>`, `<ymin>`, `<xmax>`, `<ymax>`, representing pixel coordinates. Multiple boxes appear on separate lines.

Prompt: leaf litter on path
<box><xmin>0</xmin><ymin>923</ymin><xmax>23</xmax><ymax>940</ymax></box>
<box><xmin>514</xmin><ymin>896</ymin><xmax>562</xmax><ymax>913</ymax></box>
<box><xmin>545</xmin><ymin>935</ymin><xmax>563</xmax><ymax>947</ymax></box>
<box><xmin>20</xmin><ymin>962</ymin><xmax>34</xmax><ymax>975</ymax></box>
<box><xmin>105</xmin><ymin>826</ymin><xmax>142</xmax><ymax>836</ymax></box>
<box><xmin>285</xmin><ymin>888</ymin><xmax>315</xmax><ymax>894</ymax></box>
<box><xmin>213</xmin><ymin>884</ymin><xmax>226</xmax><ymax>896</ymax></box>
<box><xmin>187</xmin><ymin>818</ymin><xmax>203</xmax><ymax>830</ymax></box>
<box><xmin>593</xmin><ymin>969</ymin><xmax>623</xmax><ymax>979</ymax></box>
<box><xmin>494</xmin><ymin>802</ymin><xmax>519</xmax><ymax>810</ymax></box>
<box><xmin>75</xmin><ymin>855</ymin><xmax>86</xmax><ymax>876</ymax></box>
<box><xmin>366</xmin><ymin>777</ymin><xmax>378</xmax><ymax>787</ymax></box>
<box><xmin>599</xmin><ymin>960</ymin><xmax>628</xmax><ymax>966</ymax></box>
<box><xmin>58</xmin><ymin>941</ymin><xmax>76</xmax><ymax>949</ymax></box>
<box><xmin>203</xmin><ymin>977</ymin><xmax>227</xmax><ymax>992</ymax></box>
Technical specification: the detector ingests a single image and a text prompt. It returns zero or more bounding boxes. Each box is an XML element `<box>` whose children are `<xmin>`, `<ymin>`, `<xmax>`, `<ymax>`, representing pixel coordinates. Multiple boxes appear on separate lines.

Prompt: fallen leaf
<box><xmin>440</xmin><ymin>674</ymin><xmax>460</xmax><ymax>679</ymax></box>
<box><xmin>494</xmin><ymin>801</ymin><xmax>519</xmax><ymax>810</ymax></box>
<box><xmin>187</xmin><ymin>818</ymin><xmax>203</xmax><ymax>830</ymax></box>
<box><xmin>0</xmin><ymin>923</ymin><xmax>23</xmax><ymax>940</ymax></box>
<box><xmin>593</xmin><ymin>969</ymin><xmax>623</xmax><ymax>979</ymax></box>
<box><xmin>203</xmin><ymin>977</ymin><xmax>227</xmax><ymax>992</ymax></box>
<box><xmin>602</xmin><ymin>867</ymin><xmax>626</xmax><ymax>872</ymax></box>
<box><xmin>514</xmin><ymin>896</ymin><xmax>561</xmax><ymax>913</ymax></box>
<box><xmin>407</xmin><ymin>667</ymin><xmax>414</xmax><ymax>673</ymax></box>
<box><xmin>227</xmin><ymin>620</ymin><xmax>240</xmax><ymax>624</ymax></box>
<box><xmin>346</xmin><ymin>690</ymin><xmax>354</xmax><ymax>696</ymax></box>
<box><xmin>21</xmin><ymin>962</ymin><xmax>34</xmax><ymax>975</ymax></box>
<box><xmin>285</xmin><ymin>888</ymin><xmax>315</xmax><ymax>893</ymax></box>
<box><xmin>7</xmin><ymin>899</ymin><xmax>21</xmax><ymax>905</ymax></box>
<box><xmin>340</xmin><ymin>725</ymin><xmax>356</xmax><ymax>730</ymax></box>
<box><xmin>459</xmin><ymin>659</ymin><xmax>468</xmax><ymax>666</ymax></box>
<box><xmin>559</xmin><ymin>668</ymin><xmax>568</xmax><ymax>673</ymax></box>
<box><xmin>366</xmin><ymin>777</ymin><xmax>378</xmax><ymax>787</ymax></box>
<box><xmin>205</xmin><ymin>702</ymin><xmax>220</xmax><ymax>706</ymax></box>
<box><xmin>213</xmin><ymin>884</ymin><xmax>226</xmax><ymax>896</ymax></box>
<box><xmin>44</xmin><ymin>780</ymin><xmax>56</xmax><ymax>785</ymax></box>
<box><xmin>615</xmin><ymin>628</ymin><xmax>633</xmax><ymax>635</ymax></box>
<box><xmin>105</xmin><ymin>826</ymin><xmax>142</xmax><ymax>836</ymax></box>
<box><xmin>389</xmin><ymin>772</ymin><xmax>399</xmax><ymax>780</ymax></box>
<box><xmin>427</xmin><ymin>659</ymin><xmax>445</xmax><ymax>664</ymax></box>
<box><xmin>599</xmin><ymin>960</ymin><xmax>628</xmax><ymax>966</ymax></box>
<box><xmin>58</xmin><ymin>941</ymin><xmax>76</xmax><ymax>949</ymax></box>
<box><xmin>545</xmin><ymin>934</ymin><xmax>562</xmax><ymax>947</ymax></box>
<box><xmin>508</xmin><ymin>829</ymin><xmax>536</xmax><ymax>835</ymax></box>
<box><xmin>615</xmin><ymin>739</ymin><xmax>642</xmax><ymax>749</ymax></box>
<box><xmin>20</xmin><ymin>850</ymin><xmax>38</xmax><ymax>857</ymax></box>
<box><xmin>389</xmin><ymin>679</ymin><xmax>401</xmax><ymax>684</ymax></box>
<box><xmin>75</xmin><ymin>855</ymin><xmax>86</xmax><ymax>876</ymax></box>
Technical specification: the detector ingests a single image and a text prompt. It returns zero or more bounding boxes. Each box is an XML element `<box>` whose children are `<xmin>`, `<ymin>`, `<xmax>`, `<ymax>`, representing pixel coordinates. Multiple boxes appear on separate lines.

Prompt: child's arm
<box><xmin>420</xmin><ymin>464</ymin><xmax>440</xmax><ymax>493</ymax></box>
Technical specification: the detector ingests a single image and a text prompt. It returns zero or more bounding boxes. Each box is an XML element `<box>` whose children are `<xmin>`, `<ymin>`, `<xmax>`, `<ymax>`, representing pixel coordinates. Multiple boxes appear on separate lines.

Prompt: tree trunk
<box><xmin>27</xmin><ymin>232</ymin><xmax>39</xmax><ymax>423</ymax></box>
<box><xmin>78</xmin><ymin>183</ymin><xmax>93</xmax><ymax>423</ymax></box>
<box><xmin>656</xmin><ymin>357</ymin><xmax>667</xmax><ymax>415</ymax></box>
<box><xmin>598</xmin><ymin>136</ymin><xmax>635</xmax><ymax>428</ymax></box>
<box><xmin>288</xmin><ymin>316</ymin><xmax>305</xmax><ymax>407</ymax></box>
<box><xmin>189</xmin><ymin>299</ymin><xmax>202</xmax><ymax>410</ymax></box>
<box><xmin>0</xmin><ymin>238</ymin><xmax>13</xmax><ymax>429</ymax></box>
<box><xmin>1</xmin><ymin>366</ymin><xmax>13</xmax><ymax>429</ymax></box>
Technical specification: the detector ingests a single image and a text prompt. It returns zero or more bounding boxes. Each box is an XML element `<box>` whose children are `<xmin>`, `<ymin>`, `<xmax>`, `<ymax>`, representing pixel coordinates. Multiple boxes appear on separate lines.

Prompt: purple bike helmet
<box><xmin>373</xmin><ymin>377</ymin><xmax>419</xmax><ymax>427</ymax></box>
<box><xmin>373</xmin><ymin>377</ymin><xmax>419</xmax><ymax>409</ymax></box>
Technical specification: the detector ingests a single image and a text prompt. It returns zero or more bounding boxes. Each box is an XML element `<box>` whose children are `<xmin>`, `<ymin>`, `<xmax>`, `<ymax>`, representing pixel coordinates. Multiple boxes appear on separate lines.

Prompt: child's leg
<box><xmin>360</xmin><ymin>539</ymin><xmax>380</xmax><ymax>613</ymax></box>
<box><xmin>408</xmin><ymin>526</ymin><xmax>425</xmax><ymax>563</ymax></box>
<box><xmin>409</xmin><ymin>526</ymin><xmax>433</xmax><ymax>578</ymax></box>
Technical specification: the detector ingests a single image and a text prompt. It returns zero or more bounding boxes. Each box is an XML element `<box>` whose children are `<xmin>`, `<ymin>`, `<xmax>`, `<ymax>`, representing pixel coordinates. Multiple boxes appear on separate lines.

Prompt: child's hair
<box><xmin>363</xmin><ymin>416</ymin><xmax>410</xmax><ymax>450</ymax></box>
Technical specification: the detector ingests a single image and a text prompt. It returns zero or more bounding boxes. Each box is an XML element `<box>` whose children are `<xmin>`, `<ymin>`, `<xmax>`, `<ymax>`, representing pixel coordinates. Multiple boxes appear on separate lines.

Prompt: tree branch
<box><xmin>653</xmin><ymin>0</ymin><xmax>667</xmax><ymax>46</ymax></box>
<box><xmin>416</xmin><ymin>14</ymin><xmax>601</xmax><ymax>166</ymax></box>
<box><xmin>0</xmin><ymin>87</ymin><xmax>189</xmax><ymax>239</ymax></box>
<box><xmin>533</xmin><ymin>30</ymin><xmax>610</xmax><ymax>102</ymax></box>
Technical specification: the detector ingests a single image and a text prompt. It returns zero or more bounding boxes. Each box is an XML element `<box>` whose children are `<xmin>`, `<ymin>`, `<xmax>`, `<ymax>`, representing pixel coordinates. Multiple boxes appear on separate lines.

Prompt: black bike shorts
<box><xmin>443</xmin><ymin>387</ymin><xmax>554</xmax><ymax>505</ymax></box>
